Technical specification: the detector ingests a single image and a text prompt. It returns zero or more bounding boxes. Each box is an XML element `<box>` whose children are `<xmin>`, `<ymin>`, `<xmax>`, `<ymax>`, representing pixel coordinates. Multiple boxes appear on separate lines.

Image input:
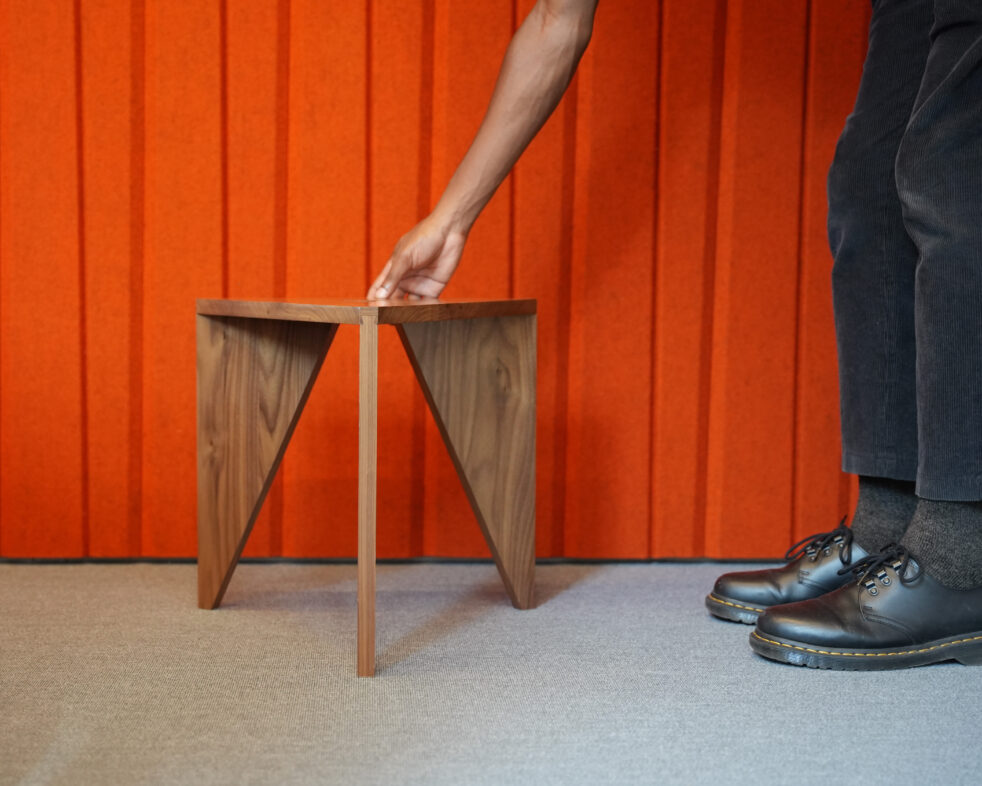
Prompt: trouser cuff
<box><xmin>842</xmin><ymin>450</ymin><xmax>918</xmax><ymax>482</ymax></box>
<box><xmin>915</xmin><ymin>470</ymin><xmax>982</xmax><ymax>502</ymax></box>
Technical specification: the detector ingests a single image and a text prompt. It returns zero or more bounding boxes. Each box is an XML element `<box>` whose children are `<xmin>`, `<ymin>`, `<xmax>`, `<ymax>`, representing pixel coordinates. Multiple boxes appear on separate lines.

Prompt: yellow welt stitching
<box><xmin>708</xmin><ymin>594</ymin><xmax>765</xmax><ymax>614</ymax></box>
<box><xmin>751</xmin><ymin>630</ymin><xmax>982</xmax><ymax>658</ymax></box>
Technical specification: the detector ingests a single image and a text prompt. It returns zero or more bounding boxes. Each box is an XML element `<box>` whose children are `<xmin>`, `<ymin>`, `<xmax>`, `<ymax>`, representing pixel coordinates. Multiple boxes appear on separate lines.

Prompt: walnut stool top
<box><xmin>196</xmin><ymin>297</ymin><xmax>537</xmax><ymax>325</ymax></box>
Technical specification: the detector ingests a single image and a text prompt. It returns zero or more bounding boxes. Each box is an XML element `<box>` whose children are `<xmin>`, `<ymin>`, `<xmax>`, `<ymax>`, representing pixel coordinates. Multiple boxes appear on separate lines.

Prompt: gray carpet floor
<box><xmin>1</xmin><ymin>561</ymin><xmax>979</xmax><ymax>785</ymax></box>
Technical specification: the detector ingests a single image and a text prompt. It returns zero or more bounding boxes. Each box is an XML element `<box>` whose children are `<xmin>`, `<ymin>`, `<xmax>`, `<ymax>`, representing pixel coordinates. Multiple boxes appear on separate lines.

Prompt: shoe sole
<box><xmin>705</xmin><ymin>592</ymin><xmax>766</xmax><ymax>624</ymax></box>
<box><xmin>749</xmin><ymin>628</ymin><xmax>982</xmax><ymax>670</ymax></box>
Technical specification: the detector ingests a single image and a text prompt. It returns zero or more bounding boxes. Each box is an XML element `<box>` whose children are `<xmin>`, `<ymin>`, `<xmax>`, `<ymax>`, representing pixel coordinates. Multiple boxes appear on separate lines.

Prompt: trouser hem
<box><xmin>842</xmin><ymin>450</ymin><xmax>918</xmax><ymax>482</ymax></box>
<box><xmin>914</xmin><ymin>472</ymin><xmax>982</xmax><ymax>502</ymax></box>
<box><xmin>843</xmin><ymin>451</ymin><xmax>982</xmax><ymax>500</ymax></box>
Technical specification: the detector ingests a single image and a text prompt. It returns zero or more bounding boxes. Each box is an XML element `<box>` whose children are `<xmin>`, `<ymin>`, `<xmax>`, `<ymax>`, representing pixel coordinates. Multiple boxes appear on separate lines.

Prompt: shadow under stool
<box><xmin>195</xmin><ymin>297</ymin><xmax>537</xmax><ymax>676</ymax></box>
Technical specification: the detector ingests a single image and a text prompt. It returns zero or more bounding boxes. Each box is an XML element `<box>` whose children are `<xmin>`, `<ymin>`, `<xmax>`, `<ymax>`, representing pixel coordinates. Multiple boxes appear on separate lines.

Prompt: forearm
<box><xmin>433</xmin><ymin>0</ymin><xmax>597</xmax><ymax>233</ymax></box>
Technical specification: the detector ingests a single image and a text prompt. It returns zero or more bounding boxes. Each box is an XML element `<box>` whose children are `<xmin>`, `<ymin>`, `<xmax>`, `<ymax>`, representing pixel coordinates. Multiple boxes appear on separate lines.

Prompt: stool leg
<box><xmin>196</xmin><ymin>315</ymin><xmax>337</xmax><ymax>609</ymax></box>
<box><xmin>398</xmin><ymin>314</ymin><xmax>536</xmax><ymax>609</ymax></box>
<box><xmin>358</xmin><ymin>313</ymin><xmax>378</xmax><ymax>676</ymax></box>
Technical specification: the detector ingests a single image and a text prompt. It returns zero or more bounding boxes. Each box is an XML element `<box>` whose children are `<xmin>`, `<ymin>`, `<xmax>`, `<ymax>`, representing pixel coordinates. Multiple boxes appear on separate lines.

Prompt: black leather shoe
<box><xmin>706</xmin><ymin>524</ymin><xmax>868</xmax><ymax>624</ymax></box>
<box><xmin>750</xmin><ymin>544</ymin><xmax>982</xmax><ymax>670</ymax></box>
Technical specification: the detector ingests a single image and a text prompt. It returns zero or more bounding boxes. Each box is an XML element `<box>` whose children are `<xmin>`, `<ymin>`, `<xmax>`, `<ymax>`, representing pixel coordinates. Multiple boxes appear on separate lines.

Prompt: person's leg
<box><xmin>828</xmin><ymin>0</ymin><xmax>934</xmax><ymax>551</ymax></box>
<box><xmin>707</xmin><ymin>0</ymin><xmax>935</xmax><ymax>627</ymax></box>
<box><xmin>705</xmin><ymin>2</ymin><xmax>930</xmax><ymax>624</ymax></box>
<box><xmin>750</xmin><ymin>0</ymin><xmax>982</xmax><ymax>669</ymax></box>
<box><xmin>828</xmin><ymin>0</ymin><xmax>932</xmax><ymax>493</ymax></box>
<box><xmin>749</xmin><ymin>1</ymin><xmax>982</xmax><ymax>667</ymax></box>
<box><xmin>894</xmin><ymin>0</ymin><xmax>982</xmax><ymax>588</ymax></box>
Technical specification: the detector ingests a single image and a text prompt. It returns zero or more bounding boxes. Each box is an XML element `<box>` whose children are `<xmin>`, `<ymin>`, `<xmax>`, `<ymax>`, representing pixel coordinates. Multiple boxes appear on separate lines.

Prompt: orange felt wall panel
<box><xmin>1</xmin><ymin>0</ymin><xmax>85</xmax><ymax>557</ymax></box>
<box><xmin>704</xmin><ymin>0</ymin><xmax>810</xmax><ymax>558</ymax></box>
<box><xmin>81</xmin><ymin>0</ymin><xmax>140</xmax><ymax>557</ymax></box>
<box><xmin>0</xmin><ymin>0</ymin><xmax>869</xmax><ymax>559</ymax></box>
<box><xmin>225</xmin><ymin>0</ymin><xmax>281</xmax><ymax>558</ymax></box>
<box><xmin>653</xmin><ymin>0</ymin><xmax>727</xmax><ymax>559</ymax></box>
<box><xmin>564</xmin><ymin>0</ymin><xmax>659</xmax><ymax>558</ymax></box>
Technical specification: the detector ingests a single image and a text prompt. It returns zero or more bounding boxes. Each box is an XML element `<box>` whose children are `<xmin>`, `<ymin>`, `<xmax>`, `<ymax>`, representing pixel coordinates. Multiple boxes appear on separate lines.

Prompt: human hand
<box><xmin>367</xmin><ymin>214</ymin><xmax>468</xmax><ymax>300</ymax></box>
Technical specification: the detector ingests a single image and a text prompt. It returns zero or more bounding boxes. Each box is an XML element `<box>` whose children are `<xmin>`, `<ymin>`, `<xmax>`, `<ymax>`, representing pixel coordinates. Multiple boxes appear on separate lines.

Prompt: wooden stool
<box><xmin>195</xmin><ymin>298</ymin><xmax>536</xmax><ymax>676</ymax></box>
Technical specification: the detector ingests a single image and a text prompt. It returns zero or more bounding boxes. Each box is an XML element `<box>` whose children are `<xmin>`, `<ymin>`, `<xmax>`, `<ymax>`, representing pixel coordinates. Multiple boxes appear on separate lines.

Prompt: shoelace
<box><xmin>784</xmin><ymin>518</ymin><xmax>855</xmax><ymax>566</ymax></box>
<box><xmin>836</xmin><ymin>542</ymin><xmax>921</xmax><ymax>595</ymax></box>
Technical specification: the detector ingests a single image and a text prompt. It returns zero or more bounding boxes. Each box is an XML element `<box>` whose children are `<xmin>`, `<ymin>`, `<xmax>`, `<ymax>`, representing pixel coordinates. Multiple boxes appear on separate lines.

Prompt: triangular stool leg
<box><xmin>197</xmin><ymin>315</ymin><xmax>337</xmax><ymax>609</ymax></box>
<box><xmin>398</xmin><ymin>314</ymin><xmax>536</xmax><ymax>609</ymax></box>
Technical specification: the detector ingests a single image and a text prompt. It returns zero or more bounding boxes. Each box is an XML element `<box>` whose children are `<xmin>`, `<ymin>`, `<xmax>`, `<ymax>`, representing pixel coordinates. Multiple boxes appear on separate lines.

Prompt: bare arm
<box><xmin>368</xmin><ymin>0</ymin><xmax>598</xmax><ymax>299</ymax></box>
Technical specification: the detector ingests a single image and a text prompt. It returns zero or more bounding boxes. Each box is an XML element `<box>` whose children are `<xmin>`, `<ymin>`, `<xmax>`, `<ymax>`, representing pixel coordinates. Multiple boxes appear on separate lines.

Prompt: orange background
<box><xmin>0</xmin><ymin>0</ymin><xmax>869</xmax><ymax>560</ymax></box>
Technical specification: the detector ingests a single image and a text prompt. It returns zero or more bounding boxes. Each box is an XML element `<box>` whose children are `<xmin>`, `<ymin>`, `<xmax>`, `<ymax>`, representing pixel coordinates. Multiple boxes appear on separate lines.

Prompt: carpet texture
<box><xmin>1</xmin><ymin>562</ymin><xmax>980</xmax><ymax>785</ymax></box>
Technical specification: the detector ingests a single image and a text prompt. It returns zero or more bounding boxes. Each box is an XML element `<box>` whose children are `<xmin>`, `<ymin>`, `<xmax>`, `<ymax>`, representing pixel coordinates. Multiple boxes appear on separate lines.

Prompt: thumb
<box><xmin>367</xmin><ymin>259</ymin><xmax>402</xmax><ymax>300</ymax></box>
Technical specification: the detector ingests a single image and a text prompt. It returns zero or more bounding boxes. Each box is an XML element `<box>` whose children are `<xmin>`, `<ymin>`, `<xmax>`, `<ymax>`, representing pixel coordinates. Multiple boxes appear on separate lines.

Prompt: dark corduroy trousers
<box><xmin>829</xmin><ymin>0</ymin><xmax>982</xmax><ymax>500</ymax></box>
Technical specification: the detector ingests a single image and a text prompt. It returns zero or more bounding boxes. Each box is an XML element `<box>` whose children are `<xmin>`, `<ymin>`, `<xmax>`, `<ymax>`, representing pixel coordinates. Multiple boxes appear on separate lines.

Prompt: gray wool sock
<box><xmin>849</xmin><ymin>475</ymin><xmax>918</xmax><ymax>552</ymax></box>
<box><xmin>901</xmin><ymin>499</ymin><xmax>982</xmax><ymax>590</ymax></box>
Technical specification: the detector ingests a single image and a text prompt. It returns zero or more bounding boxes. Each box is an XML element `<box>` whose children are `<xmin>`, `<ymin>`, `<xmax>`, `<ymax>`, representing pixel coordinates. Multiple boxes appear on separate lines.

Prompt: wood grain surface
<box><xmin>196</xmin><ymin>297</ymin><xmax>536</xmax><ymax>325</ymax></box>
<box><xmin>358</xmin><ymin>313</ymin><xmax>378</xmax><ymax>677</ymax></box>
<box><xmin>399</xmin><ymin>315</ymin><xmax>536</xmax><ymax>609</ymax></box>
<box><xmin>196</xmin><ymin>315</ymin><xmax>336</xmax><ymax>608</ymax></box>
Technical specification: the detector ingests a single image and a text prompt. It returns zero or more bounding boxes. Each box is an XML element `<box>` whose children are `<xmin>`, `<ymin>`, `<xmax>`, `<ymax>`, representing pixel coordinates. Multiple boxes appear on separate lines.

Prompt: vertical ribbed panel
<box><xmin>0</xmin><ymin>0</ymin><xmax>85</xmax><ymax>557</ymax></box>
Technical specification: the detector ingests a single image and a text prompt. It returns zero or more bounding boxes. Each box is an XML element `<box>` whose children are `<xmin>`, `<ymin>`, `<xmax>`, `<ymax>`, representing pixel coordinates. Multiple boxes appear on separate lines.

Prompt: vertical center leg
<box><xmin>358</xmin><ymin>313</ymin><xmax>379</xmax><ymax>677</ymax></box>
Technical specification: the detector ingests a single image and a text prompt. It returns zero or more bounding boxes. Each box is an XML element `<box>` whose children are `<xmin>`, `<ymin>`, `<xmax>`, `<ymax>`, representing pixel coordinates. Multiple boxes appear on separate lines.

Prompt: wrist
<box><xmin>431</xmin><ymin>194</ymin><xmax>482</xmax><ymax>238</ymax></box>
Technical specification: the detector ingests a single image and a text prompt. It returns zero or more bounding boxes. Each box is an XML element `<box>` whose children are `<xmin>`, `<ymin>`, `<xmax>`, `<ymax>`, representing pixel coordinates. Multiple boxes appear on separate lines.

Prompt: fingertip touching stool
<box><xmin>195</xmin><ymin>298</ymin><xmax>536</xmax><ymax>676</ymax></box>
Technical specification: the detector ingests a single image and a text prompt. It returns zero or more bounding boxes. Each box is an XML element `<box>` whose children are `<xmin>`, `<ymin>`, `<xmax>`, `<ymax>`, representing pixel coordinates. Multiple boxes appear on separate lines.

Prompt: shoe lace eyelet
<box><xmin>881</xmin><ymin>577</ymin><xmax>891</xmax><ymax>586</ymax></box>
<box><xmin>823</xmin><ymin>548</ymin><xmax>831</xmax><ymax>556</ymax></box>
<box><xmin>868</xmin><ymin>587</ymin><xmax>878</xmax><ymax>596</ymax></box>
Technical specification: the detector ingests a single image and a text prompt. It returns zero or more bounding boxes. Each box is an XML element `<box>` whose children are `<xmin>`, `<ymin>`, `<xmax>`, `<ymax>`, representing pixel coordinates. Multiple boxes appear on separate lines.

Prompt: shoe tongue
<box><xmin>895</xmin><ymin>555</ymin><xmax>921</xmax><ymax>580</ymax></box>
